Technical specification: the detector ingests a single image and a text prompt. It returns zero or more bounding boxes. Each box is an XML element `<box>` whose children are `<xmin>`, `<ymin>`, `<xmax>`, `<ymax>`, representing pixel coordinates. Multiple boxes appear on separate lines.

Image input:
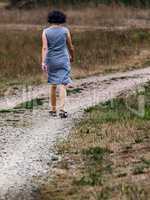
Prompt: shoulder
<box><xmin>42</xmin><ymin>27</ymin><xmax>49</xmax><ymax>34</ymax></box>
<box><xmin>62</xmin><ymin>26</ymin><xmax>70</xmax><ymax>35</ymax></box>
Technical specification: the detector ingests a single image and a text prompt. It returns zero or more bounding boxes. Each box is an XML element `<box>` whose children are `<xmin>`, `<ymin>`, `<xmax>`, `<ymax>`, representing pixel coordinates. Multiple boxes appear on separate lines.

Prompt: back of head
<box><xmin>47</xmin><ymin>10</ymin><xmax>67</xmax><ymax>24</ymax></box>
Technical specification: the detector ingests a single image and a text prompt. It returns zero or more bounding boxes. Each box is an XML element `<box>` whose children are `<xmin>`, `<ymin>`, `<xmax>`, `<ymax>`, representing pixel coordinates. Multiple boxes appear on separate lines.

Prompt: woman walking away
<box><xmin>41</xmin><ymin>10</ymin><xmax>75</xmax><ymax>118</ymax></box>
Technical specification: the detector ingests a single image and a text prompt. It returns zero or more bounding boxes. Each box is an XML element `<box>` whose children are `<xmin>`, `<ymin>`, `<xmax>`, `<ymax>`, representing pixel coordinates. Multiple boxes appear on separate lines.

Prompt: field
<box><xmin>1</xmin><ymin>5</ymin><xmax>150</xmax><ymax>96</ymax></box>
<box><xmin>1</xmin><ymin>28</ymin><xmax>150</xmax><ymax>96</ymax></box>
<box><xmin>38</xmin><ymin>82</ymin><xmax>150</xmax><ymax>200</ymax></box>
<box><xmin>0</xmin><ymin>4</ymin><xmax>150</xmax><ymax>26</ymax></box>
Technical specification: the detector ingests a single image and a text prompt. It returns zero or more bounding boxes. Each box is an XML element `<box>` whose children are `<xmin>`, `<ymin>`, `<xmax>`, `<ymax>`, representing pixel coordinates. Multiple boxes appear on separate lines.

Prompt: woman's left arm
<box><xmin>66</xmin><ymin>29</ymin><xmax>75</xmax><ymax>63</ymax></box>
<box><xmin>41</xmin><ymin>30</ymin><xmax>48</xmax><ymax>72</ymax></box>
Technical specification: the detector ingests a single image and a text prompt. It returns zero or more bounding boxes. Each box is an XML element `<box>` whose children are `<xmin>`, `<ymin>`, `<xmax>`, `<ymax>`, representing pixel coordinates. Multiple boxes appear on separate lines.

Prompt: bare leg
<box><xmin>59</xmin><ymin>84</ymin><xmax>67</xmax><ymax>111</ymax></box>
<box><xmin>50</xmin><ymin>84</ymin><xmax>57</xmax><ymax>112</ymax></box>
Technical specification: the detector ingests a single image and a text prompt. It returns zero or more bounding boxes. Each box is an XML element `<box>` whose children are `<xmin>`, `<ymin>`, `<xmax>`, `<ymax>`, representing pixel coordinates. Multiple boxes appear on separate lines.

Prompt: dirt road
<box><xmin>0</xmin><ymin>67</ymin><xmax>150</xmax><ymax>199</ymax></box>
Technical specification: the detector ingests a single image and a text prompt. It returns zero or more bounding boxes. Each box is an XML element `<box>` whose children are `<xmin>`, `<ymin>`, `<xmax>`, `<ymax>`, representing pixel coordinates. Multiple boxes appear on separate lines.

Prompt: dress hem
<box><xmin>48</xmin><ymin>81</ymin><xmax>73</xmax><ymax>85</ymax></box>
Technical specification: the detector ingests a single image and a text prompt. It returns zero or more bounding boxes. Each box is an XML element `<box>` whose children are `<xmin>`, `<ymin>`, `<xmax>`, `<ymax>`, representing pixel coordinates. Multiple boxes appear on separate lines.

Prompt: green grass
<box><xmin>133</xmin><ymin>164</ymin><xmax>146</xmax><ymax>175</ymax></box>
<box><xmin>74</xmin><ymin>147</ymin><xmax>113</xmax><ymax>186</ymax></box>
<box><xmin>0</xmin><ymin>98</ymin><xmax>44</xmax><ymax>113</ymax></box>
<box><xmin>0</xmin><ymin>108</ymin><xmax>16</xmax><ymax>113</ymax></box>
<box><xmin>67</xmin><ymin>87</ymin><xmax>84</xmax><ymax>95</ymax></box>
<box><xmin>15</xmin><ymin>98</ymin><xmax>44</xmax><ymax>109</ymax></box>
<box><xmin>82</xmin><ymin>146</ymin><xmax>112</xmax><ymax>162</ymax></box>
<box><xmin>133</xmin><ymin>158</ymin><xmax>150</xmax><ymax>175</ymax></box>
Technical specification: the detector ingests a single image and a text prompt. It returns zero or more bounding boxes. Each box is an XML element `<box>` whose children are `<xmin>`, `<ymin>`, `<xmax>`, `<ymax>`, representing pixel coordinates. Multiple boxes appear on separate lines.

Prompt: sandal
<box><xmin>49</xmin><ymin>111</ymin><xmax>57</xmax><ymax>117</ymax></box>
<box><xmin>59</xmin><ymin>110</ymin><xmax>68</xmax><ymax>118</ymax></box>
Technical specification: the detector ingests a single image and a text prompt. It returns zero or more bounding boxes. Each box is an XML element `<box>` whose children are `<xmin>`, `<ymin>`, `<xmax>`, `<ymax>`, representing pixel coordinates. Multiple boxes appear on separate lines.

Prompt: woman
<box><xmin>41</xmin><ymin>10</ymin><xmax>75</xmax><ymax>118</ymax></box>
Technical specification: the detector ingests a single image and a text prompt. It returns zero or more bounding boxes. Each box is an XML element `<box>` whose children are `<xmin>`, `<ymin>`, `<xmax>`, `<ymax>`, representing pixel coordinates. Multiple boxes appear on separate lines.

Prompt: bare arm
<box><xmin>66</xmin><ymin>30</ymin><xmax>75</xmax><ymax>62</ymax></box>
<box><xmin>41</xmin><ymin>30</ymin><xmax>48</xmax><ymax>65</ymax></box>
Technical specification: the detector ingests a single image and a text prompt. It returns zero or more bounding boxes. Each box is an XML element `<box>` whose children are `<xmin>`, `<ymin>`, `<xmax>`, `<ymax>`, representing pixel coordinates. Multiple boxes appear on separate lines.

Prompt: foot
<box><xmin>59</xmin><ymin>110</ymin><xmax>68</xmax><ymax>118</ymax></box>
<box><xmin>49</xmin><ymin>110</ymin><xmax>57</xmax><ymax>117</ymax></box>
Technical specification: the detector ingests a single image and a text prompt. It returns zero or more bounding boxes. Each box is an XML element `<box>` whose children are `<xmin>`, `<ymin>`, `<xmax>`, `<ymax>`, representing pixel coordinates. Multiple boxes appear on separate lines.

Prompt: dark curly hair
<box><xmin>47</xmin><ymin>10</ymin><xmax>67</xmax><ymax>24</ymax></box>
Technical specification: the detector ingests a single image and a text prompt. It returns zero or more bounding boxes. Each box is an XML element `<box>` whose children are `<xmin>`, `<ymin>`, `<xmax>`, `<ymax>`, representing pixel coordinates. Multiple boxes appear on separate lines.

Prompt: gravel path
<box><xmin>0</xmin><ymin>67</ymin><xmax>150</xmax><ymax>200</ymax></box>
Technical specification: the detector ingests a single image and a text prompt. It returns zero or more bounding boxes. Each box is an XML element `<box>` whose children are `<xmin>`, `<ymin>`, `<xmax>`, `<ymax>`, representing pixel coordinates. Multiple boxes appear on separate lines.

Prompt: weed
<box><xmin>133</xmin><ymin>164</ymin><xmax>145</xmax><ymax>175</ymax></box>
<box><xmin>67</xmin><ymin>87</ymin><xmax>83</xmax><ymax>95</ymax></box>
<box><xmin>15</xmin><ymin>98</ymin><xmax>44</xmax><ymax>109</ymax></box>
<box><xmin>82</xmin><ymin>146</ymin><xmax>112</xmax><ymax>162</ymax></box>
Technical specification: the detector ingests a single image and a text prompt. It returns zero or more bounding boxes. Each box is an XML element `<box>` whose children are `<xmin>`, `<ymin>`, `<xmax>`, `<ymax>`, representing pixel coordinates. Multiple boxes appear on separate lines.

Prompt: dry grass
<box><xmin>1</xmin><ymin>5</ymin><xmax>150</xmax><ymax>96</ymax></box>
<box><xmin>38</xmin><ymin>84</ymin><xmax>150</xmax><ymax>200</ymax></box>
<box><xmin>1</xmin><ymin>28</ymin><xmax>150</xmax><ymax>96</ymax></box>
<box><xmin>0</xmin><ymin>5</ymin><xmax>150</xmax><ymax>27</ymax></box>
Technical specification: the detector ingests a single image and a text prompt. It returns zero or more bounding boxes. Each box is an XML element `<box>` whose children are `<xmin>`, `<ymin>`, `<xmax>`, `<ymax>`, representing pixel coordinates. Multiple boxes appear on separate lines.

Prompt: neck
<box><xmin>50</xmin><ymin>24</ymin><xmax>61</xmax><ymax>27</ymax></box>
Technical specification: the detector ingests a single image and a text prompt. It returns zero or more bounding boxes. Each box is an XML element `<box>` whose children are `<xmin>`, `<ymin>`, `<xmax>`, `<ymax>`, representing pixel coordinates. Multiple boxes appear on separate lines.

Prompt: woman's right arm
<box><xmin>41</xmin><ymin>30</ymin><xmax>48</xmax><ymax>72</ymax></box>
<box><xmin>66</xmin><ymin>30</ymin><xmax>75</xmax><ymax>62</ymax></box>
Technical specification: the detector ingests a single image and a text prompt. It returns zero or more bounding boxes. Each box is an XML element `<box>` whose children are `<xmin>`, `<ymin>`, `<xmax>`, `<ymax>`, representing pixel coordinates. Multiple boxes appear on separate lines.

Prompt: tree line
<box><xmin>9</xmin><ymin>0</ymin><xmax>150</xmax><ymax>8</ymax></box>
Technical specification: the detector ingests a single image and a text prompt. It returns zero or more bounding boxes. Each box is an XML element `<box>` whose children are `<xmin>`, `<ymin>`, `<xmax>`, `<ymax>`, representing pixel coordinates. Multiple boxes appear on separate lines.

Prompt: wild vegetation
<box><xmin>38</xmin><ymin>83</ymin><xmax>150</xmax><ymax>200</ymax></box>
<box><xmin>0</xmin><ymin>2</ymin><xmax>150</xmax><ymax>97</ymax></box>
<box><xmin>7</xmin><ymin>0</ymin><xmax>150</xmax><ymax>8</ymax></box>
<box><xmin>0</xmin><ymin>4</ymin><xmax>150</xmax><ymax>26</ymax></box>
<box><xmin>1</xmin><ymin>28</ymin><xmax>150</xmax><ymax>96</ymax></box>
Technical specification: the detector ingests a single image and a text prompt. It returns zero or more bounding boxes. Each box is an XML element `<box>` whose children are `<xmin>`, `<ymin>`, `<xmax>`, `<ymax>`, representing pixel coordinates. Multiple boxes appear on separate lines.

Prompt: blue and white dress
<box><xmin>43</xmin><ymin>26</ymin><xmax>72</xmax><ymax>85</ymax></box>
